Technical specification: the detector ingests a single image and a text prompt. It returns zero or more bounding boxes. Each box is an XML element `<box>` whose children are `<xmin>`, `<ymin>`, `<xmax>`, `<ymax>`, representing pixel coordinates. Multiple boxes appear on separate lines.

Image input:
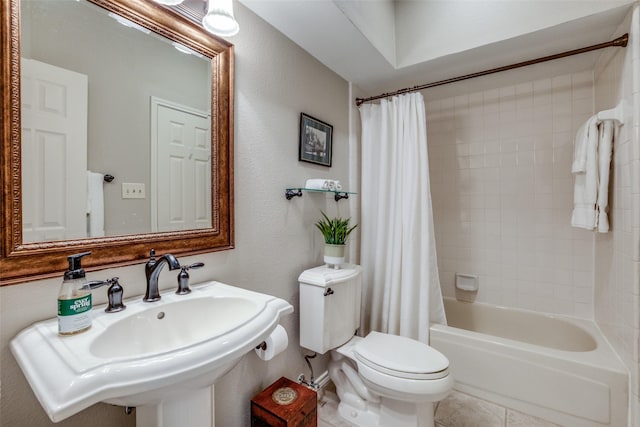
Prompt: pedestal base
<box><xmin>137</xmin><ymin>386</ymin><xmax>215</xmax><ymax>427</ymax></box>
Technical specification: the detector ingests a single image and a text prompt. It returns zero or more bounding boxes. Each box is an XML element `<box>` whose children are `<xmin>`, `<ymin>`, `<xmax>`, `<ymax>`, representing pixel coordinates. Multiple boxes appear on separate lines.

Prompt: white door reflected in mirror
<box><xmin>21</xmin><ymin>58</ymin><xmax>88</xmax><ymax>243</ymax></box>
<box><xmin>152</xmin><ymin>97</ymin><xmax>212</xmax><ymax>232</ymax></box>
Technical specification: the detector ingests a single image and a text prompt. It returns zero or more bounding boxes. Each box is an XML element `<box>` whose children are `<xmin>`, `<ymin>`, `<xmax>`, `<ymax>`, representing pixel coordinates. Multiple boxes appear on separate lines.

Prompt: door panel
<box><xmin>151</xmin><ymin>97</ymin><xmax>211</xmax><ymax>232</ymax></box>
<box><xmin>21</xmin><ymin>58</ymin><xmax>88</xmax><ymax>242</ymax></box>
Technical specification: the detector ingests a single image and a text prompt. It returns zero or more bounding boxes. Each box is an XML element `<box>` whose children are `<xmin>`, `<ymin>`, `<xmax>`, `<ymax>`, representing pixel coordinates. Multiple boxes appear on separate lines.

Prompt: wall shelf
<box><xmin>285</xmin><ymin>188</ymin><xmax>356</xmax><ymax>202</ymax></box>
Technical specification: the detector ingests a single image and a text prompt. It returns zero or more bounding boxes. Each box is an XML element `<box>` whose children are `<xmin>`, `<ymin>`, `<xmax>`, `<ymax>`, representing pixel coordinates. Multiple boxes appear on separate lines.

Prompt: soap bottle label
<box><xmin>58</xmin><ymin>294</ymin><xmax>92</xmax><ymax>335</ymax></box>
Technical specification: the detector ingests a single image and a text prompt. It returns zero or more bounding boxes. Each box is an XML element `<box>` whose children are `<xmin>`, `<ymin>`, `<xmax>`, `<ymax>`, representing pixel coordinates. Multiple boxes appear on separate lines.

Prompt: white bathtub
<box><xmin>430</xmin><ymin>298</ymin><xmax>629</xmax><ymax>426</ymax></box>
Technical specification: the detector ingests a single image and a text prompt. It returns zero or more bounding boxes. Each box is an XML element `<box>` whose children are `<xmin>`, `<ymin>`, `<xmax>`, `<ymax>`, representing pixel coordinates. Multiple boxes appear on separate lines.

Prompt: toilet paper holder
<box><xmin>254</xmin><ymin>325</ymin><xmax>289</xmax><ymax>361</ymax></box>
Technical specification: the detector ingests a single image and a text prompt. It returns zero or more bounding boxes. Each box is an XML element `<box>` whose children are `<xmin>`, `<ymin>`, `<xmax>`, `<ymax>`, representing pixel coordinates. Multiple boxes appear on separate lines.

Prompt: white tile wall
<box><xmin>594</xmin><ymin>5</ymin><xmax>640</xmax><ymax>426</ymax></box>
<box><xmin>426</xmin><ymin>5</ymin><xmax>640</xmax><ymax>423</ymax></box>
<box><xmin>426</xmin><ymin>70</ymin><xmax>596</xmax><ymax>318</ymax></box>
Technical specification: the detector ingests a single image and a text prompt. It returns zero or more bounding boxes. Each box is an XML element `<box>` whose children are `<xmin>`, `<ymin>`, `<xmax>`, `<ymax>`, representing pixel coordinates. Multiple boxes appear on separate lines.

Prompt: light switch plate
<box><xmin>122</xmin><ymin>182</ymin><xmax>145</xmax><ymax>199</ymax></box>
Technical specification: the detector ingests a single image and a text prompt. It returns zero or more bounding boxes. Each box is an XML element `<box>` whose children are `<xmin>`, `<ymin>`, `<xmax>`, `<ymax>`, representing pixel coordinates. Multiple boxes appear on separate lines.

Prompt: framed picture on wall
<box><xmin>299</xmin><ymin>113</ymin><xmax>333</xmax><ymax>167</ymax></box>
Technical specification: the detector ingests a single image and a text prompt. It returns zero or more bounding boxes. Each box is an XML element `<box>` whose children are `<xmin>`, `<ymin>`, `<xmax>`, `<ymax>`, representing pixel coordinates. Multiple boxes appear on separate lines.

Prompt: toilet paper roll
<box><xmin>255</xmin><ymin>325</ymin><xmax>288</xmax><ymax>361</ymax></box>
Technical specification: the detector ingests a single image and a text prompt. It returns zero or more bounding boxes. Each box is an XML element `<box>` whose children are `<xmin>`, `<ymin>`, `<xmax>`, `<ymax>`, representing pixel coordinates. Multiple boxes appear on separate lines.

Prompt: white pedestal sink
<box><xmin>10</xmin><ymin>281</ymin><xmax>293</xmax><ymax>426</ymax></box>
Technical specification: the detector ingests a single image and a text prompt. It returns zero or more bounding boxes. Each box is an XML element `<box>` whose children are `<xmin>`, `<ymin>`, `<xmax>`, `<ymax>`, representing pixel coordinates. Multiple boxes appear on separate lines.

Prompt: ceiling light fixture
<box><xmin>108</xmin><ymin>12</ymin><xmax>151</xmax><ymax>34</ymax></box>
<box><xmin>202</xmin><ymin>0</ymin><xmax>239</xmax><ymax>37</ymax></box>
<box><xmin>172</xmin><ymin>42</ymin><xmax>205</xmax><ymax>58</ymax></box>
<box><xmin>152</xmin><ymin>0</ymin><xmax>185</xmax><ymax>5</ymax></box>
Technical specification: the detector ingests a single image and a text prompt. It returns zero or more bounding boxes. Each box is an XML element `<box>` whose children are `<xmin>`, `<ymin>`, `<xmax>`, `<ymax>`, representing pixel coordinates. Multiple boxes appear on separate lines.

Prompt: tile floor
<box><xmin>317</xmin><ymin>391</ymin><xmax>356</xmax><ymax>427</ymax></box>
<box><xmin>318</xmin><ymin>390</ymin><xmax>562</xmax><ymax>427</ymax></box>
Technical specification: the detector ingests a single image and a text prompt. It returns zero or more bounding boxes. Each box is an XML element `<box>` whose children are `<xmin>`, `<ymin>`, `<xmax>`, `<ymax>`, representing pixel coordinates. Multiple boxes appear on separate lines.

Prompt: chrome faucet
<box><xmin>143</xmin><ymin>249</ymin><xmax>180</xmax><ymax>302</ymax></box>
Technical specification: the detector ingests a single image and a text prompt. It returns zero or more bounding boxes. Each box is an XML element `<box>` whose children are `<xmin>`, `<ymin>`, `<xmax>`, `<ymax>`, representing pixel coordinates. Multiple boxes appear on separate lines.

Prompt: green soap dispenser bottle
<box><xmin>58</xmin><ymin>252</ymin><xmax>93</xmax><ymax>336</ymax></box>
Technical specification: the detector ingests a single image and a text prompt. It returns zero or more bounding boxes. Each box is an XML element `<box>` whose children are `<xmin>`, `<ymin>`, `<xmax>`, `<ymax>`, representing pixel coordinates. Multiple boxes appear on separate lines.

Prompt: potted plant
<box><xmin>315</xmin><ymin>211</ymin><xmax>357</xmax><ymax>267</ymax></box>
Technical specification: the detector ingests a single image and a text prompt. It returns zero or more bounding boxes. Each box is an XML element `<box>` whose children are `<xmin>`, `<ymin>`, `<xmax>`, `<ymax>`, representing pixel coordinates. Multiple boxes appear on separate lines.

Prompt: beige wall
<box><xmin>594</xmin><ymin>5</ymin><xmax>640</xmax><ymax>426</ymax></box>
<box><xmin>0</xmin><ymin>2</ymin><xmax>350</xmax><ymax>426</ymax></box>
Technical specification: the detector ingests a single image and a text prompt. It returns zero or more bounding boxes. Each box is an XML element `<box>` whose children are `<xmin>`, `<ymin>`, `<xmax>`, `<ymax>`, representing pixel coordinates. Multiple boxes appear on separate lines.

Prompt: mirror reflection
<box><xmin>20</xmin><ymin>0</ymin><xmax>212</xmax><ymax>243</ymax></box>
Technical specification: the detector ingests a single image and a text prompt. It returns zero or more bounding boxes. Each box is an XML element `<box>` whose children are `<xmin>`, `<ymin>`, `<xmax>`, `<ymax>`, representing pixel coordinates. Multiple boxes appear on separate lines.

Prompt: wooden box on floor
<box><xmin>251</xmin><ymin>377</ymin><xmax>317</xmax><ymax>427</ymax></box>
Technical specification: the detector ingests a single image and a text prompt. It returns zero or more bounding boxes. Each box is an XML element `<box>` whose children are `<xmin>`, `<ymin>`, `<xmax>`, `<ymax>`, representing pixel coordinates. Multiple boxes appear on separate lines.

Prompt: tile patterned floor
<box><xmin>434</xmin><ymin>391</ymin><xmax>561</xmax><ymax>427</ymax></box>
<box><xmin>318</xmin><ymin>391</ymin><xmax>355</xmax><ymax>427</ymax></box>
<box><xmin>318</xmin><ymin>390</ymin><xmax>562</xmax><ymax>427</ymax></box>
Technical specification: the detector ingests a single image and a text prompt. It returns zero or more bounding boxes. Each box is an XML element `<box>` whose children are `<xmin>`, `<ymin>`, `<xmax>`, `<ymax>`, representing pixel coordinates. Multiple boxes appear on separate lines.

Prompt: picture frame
<box><xmin>299</xmin><ymin>113</ymin><xmax>333</xmax><ymax>167</ymax></box>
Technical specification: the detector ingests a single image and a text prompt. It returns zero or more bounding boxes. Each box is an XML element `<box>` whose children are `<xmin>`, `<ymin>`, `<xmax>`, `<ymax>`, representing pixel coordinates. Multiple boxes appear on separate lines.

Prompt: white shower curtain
<box><xmin>359</xmin><ymin>92</ymin><xmax>446</xmax><ymax>344</ymax></box>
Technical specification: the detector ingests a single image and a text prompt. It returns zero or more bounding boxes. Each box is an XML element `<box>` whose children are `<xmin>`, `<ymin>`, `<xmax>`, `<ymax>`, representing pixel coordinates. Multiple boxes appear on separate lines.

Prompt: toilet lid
<box><xmin>353</xmin><ymin>331</ymin><xmax>449</xmax><ymax>380</ymax></box>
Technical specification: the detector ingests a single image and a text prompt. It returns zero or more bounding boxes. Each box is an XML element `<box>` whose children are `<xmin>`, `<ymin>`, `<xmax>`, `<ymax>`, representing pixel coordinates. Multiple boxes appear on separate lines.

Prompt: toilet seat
<box><xmin>353</xmin><ymin>331</ymin><xmax>449</xmax><ymax>380</ymax></box>
<box><xmin>355</xmin><ymin>357</ymin><xmax>454</xmax><ymax>403</ymax></box>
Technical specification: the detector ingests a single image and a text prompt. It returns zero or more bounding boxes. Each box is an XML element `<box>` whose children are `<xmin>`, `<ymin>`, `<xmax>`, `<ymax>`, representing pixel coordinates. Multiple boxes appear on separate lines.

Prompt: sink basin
<box><xmin>10</xmin><ymin>281</ymin><xmax>293</xmax><ymax>423</ymax></box>
<box><xmin>90</xmin><ymin>296</ymin><xmax>260</xmax><ymax>358</ymax></box>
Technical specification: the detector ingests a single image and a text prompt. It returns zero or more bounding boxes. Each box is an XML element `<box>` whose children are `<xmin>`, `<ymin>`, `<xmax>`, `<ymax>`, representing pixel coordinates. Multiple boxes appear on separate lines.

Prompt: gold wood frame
<box><xmin>0</xmin><ymin>0</ymin><xmax>234</xmax><ymax>285</ymax></box>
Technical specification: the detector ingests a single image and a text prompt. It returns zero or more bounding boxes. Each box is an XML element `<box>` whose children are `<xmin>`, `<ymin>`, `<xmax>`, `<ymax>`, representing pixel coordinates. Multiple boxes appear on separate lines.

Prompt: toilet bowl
<box><xmin>329</xmin><ymin>333</ymin><xmax>452</xmax><ymax>427</ymax></box>
<box><xmin>298</xmin><ymin>264</ymin><xmax>453</xmax><ymax>427</ymax></box>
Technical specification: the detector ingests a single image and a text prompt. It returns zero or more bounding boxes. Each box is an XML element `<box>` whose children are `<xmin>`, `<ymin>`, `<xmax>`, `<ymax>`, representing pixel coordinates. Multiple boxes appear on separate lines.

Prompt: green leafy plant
<box><xmin>315</xmin><ymin>211</ymin><xmax>357</xmax><ymax>245</ymax></box>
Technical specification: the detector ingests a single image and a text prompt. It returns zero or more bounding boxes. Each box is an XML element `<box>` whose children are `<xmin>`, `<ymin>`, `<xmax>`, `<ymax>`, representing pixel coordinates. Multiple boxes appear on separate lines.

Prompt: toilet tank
<box><xmin>299</xmin><ymin>264</ymin><xmax>362</xmax><ymax>354</ymax></box>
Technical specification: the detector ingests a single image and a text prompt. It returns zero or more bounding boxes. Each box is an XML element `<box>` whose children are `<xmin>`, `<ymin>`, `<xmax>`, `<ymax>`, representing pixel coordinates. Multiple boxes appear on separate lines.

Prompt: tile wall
<box><xmin>426</xmin><ymin>70</ymin><xmax>596</xmax><ymax>318</ymax></box>
<box><xmin>426</xmin><ymin>5</ymin><xmax>640</xmax><ymax>423</ymax></box>
<box><xmin>593</xmin><ymin>5</ymin><xmax>640</xmax><ymax>426</ymax></box>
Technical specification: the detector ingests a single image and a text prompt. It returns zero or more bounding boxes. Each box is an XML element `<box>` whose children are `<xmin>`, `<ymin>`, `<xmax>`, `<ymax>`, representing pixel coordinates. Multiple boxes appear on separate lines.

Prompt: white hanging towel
<box><xmin>571</xmin><ymin>116</ymin><xmax>598</xmax><ymax>173</ymax></box>
<box><xmin>596</xmin><ymin>120</ymin><xmax>614</xmax><ymax>233</ymax></box>
<box><xmin>87</xmin><ymin>171</ymin><xmax>105</xmax><ymax>237</ymax></box>
<box><xmin>571</xmin><ymin>116</ymin><xmax>599</xmax><ymax>230</ymax></box>
<box><xmin>571</xmin><ymin>117</ymin><xmax>615</xmax><ymax>232</ymax></box>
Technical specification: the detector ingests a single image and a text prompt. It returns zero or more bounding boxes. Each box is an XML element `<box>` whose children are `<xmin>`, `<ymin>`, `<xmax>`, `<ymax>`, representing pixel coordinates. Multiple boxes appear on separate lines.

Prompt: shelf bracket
<box><xmin>334</xmin><ymin>192</ymin><xmax>349</xmax><ymax>202</ymax></box>
<box><xmin>285</xmin><ymin>189</ymin><xmax>303</xmax><ymax>200</ymax></box>
<box><xmin>286</xmin><ymin>188</ymin><xmax>351</xmax><ymax>202</ymax></box>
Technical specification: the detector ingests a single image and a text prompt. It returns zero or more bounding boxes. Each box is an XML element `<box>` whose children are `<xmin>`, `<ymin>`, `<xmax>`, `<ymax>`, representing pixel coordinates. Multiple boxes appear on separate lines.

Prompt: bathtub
<box><xmin>430</xmin><ymin>298</ymin><xmax>628</xmax><ymax>427</ymax></box>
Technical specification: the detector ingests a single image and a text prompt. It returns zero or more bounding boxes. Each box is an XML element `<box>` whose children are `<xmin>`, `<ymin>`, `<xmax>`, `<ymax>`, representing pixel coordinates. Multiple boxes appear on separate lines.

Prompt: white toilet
<box><xmin>299</xmin><ymin>265</ymin><xmax>453</xmax><ymax>427</ymax></box>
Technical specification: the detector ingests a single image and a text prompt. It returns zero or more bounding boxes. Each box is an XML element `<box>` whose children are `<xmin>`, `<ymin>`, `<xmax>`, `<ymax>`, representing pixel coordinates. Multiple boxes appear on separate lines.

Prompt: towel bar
<box><xmin>597</xmin><ymin>102</ymin><xmax>625</xmax><ymax>125</ymax></box>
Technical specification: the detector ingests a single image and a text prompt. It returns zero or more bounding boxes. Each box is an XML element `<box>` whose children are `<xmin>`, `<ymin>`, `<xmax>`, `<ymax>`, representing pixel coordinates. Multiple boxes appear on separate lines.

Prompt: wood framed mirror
<box><xmin>1</xmin><ymin>0</ymin><xmax>234</xmax><ymax>285</ymax></box>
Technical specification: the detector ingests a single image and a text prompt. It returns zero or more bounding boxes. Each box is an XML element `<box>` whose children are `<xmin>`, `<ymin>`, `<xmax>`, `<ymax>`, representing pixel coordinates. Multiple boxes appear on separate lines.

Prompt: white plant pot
<box><xmin>324</xmin><ymin>244</ymin><xmax>345</xmax><ymax>268</ymax></box>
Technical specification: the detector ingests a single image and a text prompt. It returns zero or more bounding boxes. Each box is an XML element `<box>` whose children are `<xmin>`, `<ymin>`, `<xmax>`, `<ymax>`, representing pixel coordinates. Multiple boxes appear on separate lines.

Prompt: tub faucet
<box><xmin>143</xmin><ymin>249</ymin><xmax>180</xmax><ymax>302</ymax></box>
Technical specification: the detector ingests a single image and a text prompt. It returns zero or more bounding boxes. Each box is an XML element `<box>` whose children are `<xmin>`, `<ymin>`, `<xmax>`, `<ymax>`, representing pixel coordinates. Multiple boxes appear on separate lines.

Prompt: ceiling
<box><xmin>236</xmin><ymin>0</ymin><xmax>635</xmax><ymax>99</ymax></box>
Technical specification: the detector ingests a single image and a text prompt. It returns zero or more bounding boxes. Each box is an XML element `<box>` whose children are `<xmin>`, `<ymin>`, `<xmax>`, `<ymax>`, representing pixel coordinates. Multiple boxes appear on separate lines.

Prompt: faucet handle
<box><xmin>105</xmin><ymin>277</ymin><xmax>126</xmax><ymax>313</ymax></box>
<box><xmin>176</xmin><ymin>262</ymin><xmax>205</xmax><ymax>295</ymax></box>
<box><xmin>187</xmin><ymin>262</ymin><xmax>205</xmax><ymax>270</ymax></box>
<box><xmin>86</xmin><ymin>279</ymin><xmax>110</xmax><ymax>290</ymax></box>
<box><xmin>87</xmin><ymin>277</ymin><xmax>126</xmax><ymax>313</ymax></box>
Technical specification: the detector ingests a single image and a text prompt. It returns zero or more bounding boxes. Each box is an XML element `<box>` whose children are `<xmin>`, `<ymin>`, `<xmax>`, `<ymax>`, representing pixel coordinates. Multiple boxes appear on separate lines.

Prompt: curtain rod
<box><xmin>355</xmin><ymin>33</ymin><xmax>629</xmax><ymax>107</ymax></box>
